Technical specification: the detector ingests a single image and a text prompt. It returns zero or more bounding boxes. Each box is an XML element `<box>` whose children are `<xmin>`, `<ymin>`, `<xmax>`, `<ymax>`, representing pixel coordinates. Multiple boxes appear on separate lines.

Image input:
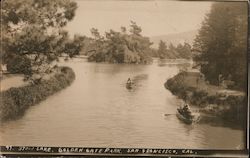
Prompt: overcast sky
<box><xmin>65</xmin><ymin>0</ymin><xmax>212</xmax><ymax>37</ymax></box>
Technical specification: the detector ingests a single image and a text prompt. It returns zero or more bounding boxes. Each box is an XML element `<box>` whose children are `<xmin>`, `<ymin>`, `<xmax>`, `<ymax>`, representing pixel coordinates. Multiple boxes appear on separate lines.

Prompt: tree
<box><xmin>88</xmin><ymin>22</ymin><xmax>152</xmax><ymax>64</ymax></box>
<box><xmin>193</xmin><ymin>2</ymin><xmax>247</xmax><ymax>89</ymax></box>
<box><xmin>158</xmin><ymin>40</ymin><xmax>167</xmax><ymax>59</ymax></box>
<box><xmin>129</xmin><ymin>21</ymin><xmax>142</xmax><ymax>36</ymax></box>
<box><xmin>64</xmin><ymin>34</ymin><xmax>85</xmax><ymax>58</ymax></box>
<box><xmin>176</xmin><ymin>42</ymin><xmax>192</xmax><ymax>59</ymax></box>
<box><xmin>121</xmin><ymin>26</ymin><xmax>127</xmax><ymax>34</ymax></box>
<box><xmin>1</xmin><ymin>0</ymin><xmax>77</xmax><ymax>32</ymax></box>
<box><xmin>6</xmin><ymin>55</ymin><xmax>32</xmax><ymax>75</ymax></box>
<box><xmin>1</xmin><ymin>0</ymin><xmax>82</xmax><ymax>78</ymax></box>
<box><xmin>90</xmin><ymin>28</ymin><xmax>102</xmax><ymax>40</ymax></box>
<box><xmin>166</xmin><ymin>43</ymin><xmax>178</xmax><ymax>59</ymax></box>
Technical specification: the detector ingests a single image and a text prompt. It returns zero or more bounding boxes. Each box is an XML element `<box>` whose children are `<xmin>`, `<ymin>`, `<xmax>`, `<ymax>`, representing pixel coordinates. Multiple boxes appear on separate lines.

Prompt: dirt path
<box><xmin>0</xmin><ymin>74</ymin><xmax>27</xmax><ymax>92</ymax></box>
<box><xmin>182</xmin><ymin>72</ymin><xmax>245</xmax><ymax>97</ymax></box>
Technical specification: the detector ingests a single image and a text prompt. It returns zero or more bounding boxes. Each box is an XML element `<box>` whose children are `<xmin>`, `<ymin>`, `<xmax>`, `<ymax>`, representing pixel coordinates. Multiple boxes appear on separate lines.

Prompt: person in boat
<box><xmin>127</xmin><ymin>78</ymin><xmax>132</xmax><ymax>85</ymax></box>
<box><xmin>182</xmin><ymin>104</ymin><xmax>192</xmax><ymax>118</ymax></box>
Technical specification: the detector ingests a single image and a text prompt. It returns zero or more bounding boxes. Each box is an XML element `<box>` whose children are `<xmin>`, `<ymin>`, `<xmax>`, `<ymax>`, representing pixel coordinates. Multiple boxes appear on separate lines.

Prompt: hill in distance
<box><xmin>150</xmin><ymin>30</ymin><xmax>198</xmax><ymax>48</ymax></box>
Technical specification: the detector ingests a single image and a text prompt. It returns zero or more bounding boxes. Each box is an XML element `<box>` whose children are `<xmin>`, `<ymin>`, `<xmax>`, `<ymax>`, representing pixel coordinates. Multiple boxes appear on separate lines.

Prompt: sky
<box><xmin>65</xmin><ymin>0</ymin><xmax>212</xmax><ymax>37</ymax></box>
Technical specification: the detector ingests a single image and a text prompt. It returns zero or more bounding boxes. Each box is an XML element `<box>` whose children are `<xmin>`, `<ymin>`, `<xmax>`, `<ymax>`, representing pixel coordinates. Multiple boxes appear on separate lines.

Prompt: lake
<box><xmin>0</xmin><ymin>58</ymin><xmax>244</xmax><ymax>149</ymax></box>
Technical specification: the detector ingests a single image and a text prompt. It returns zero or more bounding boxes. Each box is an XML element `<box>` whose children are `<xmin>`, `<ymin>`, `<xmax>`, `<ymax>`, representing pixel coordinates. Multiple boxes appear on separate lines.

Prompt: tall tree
<box><xmin>193</xmin><ymin>2</ymin><xmax>247</xmax><ymax>89</ymax></box>
<box><xmin>158</xmin><ymin>40</ymin><xmax>167</xmax><ymax>59</ymax></box>
<box><xmin>1</xmin><ymin>0</ymin><xmax>82</xmax><ymax>77</ymax></box>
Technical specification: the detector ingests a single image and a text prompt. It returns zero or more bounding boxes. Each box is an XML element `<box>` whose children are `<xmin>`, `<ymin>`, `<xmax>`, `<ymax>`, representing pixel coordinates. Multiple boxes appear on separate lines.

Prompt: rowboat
<box><xmin>176</xmin><ymin>108</ymin><xmax>195</xmax><ymax>124</ymax></box>
<box><xmin>126</xmin><ymin>83</ymin><xmax>132</xmax><ymax>89</ymax></box>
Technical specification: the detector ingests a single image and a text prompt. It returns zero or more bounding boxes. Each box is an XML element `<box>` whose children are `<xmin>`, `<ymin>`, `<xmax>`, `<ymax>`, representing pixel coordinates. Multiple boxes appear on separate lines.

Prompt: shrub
<box><xmin>0</xmin><ymin>67</ymin><xmax>75</xmax><ymax>121</ymax></box>
<box><xmin>220</xmin><ymin>96</ymin><xmax>246</xmax><ymax>123</ymax></box>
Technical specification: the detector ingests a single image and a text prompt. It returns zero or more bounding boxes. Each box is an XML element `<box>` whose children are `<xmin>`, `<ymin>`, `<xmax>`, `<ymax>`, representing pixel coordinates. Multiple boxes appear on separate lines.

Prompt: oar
<box><xmin>164</xmin><ymin>113</ymin><xmax>175</xmax><ymax>116</ymax></box>
<box><xmin>191</xmin><ymin>109</ymin><xmax>203</xmax><ymax>113</ymax></box>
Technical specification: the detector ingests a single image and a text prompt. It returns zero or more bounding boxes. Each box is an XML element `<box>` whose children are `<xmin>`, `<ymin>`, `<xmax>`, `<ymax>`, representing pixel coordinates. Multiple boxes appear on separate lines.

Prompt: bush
<box><xmin>0</xmin><ymin>67</ymin><xmax>75</xmax><ymax>121</ymax></box>
<box><xmin>192</xmin><ymin>90</ymin><xmax>208</xmax><ymax>100</ymax></box>
<box><xmin>207</xmin><ymin>95</ymin><xmax>217</xmax><ymax>104</ymax></box>
<box><xmin>6</xmin><ymin>55</ymin><xmax>32</xmax><ymax>75</ymax></box>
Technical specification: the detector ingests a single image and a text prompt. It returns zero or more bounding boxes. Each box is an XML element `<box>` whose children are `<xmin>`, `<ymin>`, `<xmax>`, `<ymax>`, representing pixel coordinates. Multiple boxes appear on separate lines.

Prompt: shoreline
<box><xmin>165</xmin><ymin>71</ymin><xmax>246</xmax><ymax>130</ymax></box>
<box><xmin>0</xmin><ymin>66</ymin><xmax>75</xmax><ymax>122</ymax></box>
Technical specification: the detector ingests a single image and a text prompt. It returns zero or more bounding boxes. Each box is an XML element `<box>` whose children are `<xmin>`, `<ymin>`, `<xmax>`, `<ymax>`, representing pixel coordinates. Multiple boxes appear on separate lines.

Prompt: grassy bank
<box><xmin>0</xmin><ymin>66</ymin><xmax>75</xmax><ymax>121</ymax></box>
<box><xmin>165</xmin><ymin>71</ymin><xmax>246</xmax><ymax>129</ymax></box>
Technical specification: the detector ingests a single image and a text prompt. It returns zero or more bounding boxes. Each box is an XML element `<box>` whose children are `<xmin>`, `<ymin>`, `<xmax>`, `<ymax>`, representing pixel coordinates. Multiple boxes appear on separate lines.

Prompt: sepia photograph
<box><xmin>0</xmin><ymin>0</ymin><xmax>249</xmax><ymax>157</ymax></box>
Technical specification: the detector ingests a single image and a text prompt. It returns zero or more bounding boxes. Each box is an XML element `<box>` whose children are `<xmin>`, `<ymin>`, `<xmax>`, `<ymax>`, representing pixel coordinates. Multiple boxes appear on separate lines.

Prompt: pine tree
<box><xmin>193</xmin><ymin>2</ymin><xmax>247</xmax><ymax>89</ymax></box>
<box><xmin>158</xmin><ymin>40</ymin><xmax>167</xmax><ymax>59</ymax></box>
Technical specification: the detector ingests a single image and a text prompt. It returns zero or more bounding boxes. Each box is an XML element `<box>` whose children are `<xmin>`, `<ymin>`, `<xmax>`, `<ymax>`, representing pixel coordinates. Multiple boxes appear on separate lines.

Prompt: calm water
<box><xmin>0</xmin><ymin>58</ymin><xmax>244</xmax><ymax>149</ymax></box>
